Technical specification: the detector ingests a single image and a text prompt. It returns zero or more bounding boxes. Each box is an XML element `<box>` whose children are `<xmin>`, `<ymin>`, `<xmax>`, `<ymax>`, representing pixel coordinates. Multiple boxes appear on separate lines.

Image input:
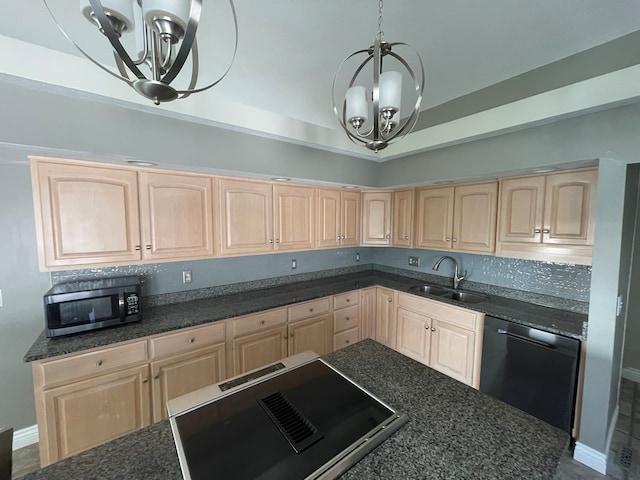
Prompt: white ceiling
<box><xmin>1</xmin><ymin>1</ymin><xmax>640</xmax><ymax>160</ymax></box>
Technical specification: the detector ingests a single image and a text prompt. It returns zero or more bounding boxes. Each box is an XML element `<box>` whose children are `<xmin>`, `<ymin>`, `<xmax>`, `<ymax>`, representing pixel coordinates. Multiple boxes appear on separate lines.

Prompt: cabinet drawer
<box><xmin>333</xmin><ymin>328</ymin><xmax>359</xmax><ymax>351</ymax></box>
<box><xmin>231</xmin><ymin>308</ymin><xmax>287</xmax><ymax>337</ymax></box>
<box><xmin>288</xmin><ymin>298</ymin><xmax>331</xmax><ymax>323</ymax></box>
<box><xmin>149</xmin><ymin>322</ymin><xmax>226</xmax><ymax>359</ymax></box>
<box><xmin>333</xmin><ymin>305</ymin><xmax>360</xmax><ymax>333</ymax></box>
<box><xmin>333</xmin><ymin>291</ymin><xmax>359</xmax><ymax>310</ymax></box>
<box><xmin>38</xmin><ymin>341</ymin><xmax>148</xmax><ymax>387</ymax></box>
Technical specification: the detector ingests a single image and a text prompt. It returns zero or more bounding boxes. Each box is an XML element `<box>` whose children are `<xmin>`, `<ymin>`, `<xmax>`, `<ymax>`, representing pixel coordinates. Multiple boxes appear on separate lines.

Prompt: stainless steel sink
<box><xmin>441</xmin><ymin>291</ymin><xmax>488</xmax><ymax>304</ymax></box>
<box><xmin>410</xmin><ymin>284</ymin><xmax>449</xmax><ymax>296</ymax></box>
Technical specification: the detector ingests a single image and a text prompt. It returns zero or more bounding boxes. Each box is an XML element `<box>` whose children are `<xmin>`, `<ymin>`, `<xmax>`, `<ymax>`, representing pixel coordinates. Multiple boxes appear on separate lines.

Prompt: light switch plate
<box><xmin>182</xmin><ymin>271</ymin><xmax>193</xmax><ymax>284</ymax></box>
<box><xmin>0</xmin><ymin>289</ymin><xmax>3</xmax><ymax>307</ymax></box>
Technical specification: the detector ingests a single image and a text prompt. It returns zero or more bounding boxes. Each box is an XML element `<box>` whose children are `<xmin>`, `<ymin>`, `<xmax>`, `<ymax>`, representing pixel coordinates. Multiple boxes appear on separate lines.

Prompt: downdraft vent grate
<box><xmin>258</xmin><ymin>391</ymin><xmax>324</xmax><ymax>454</ymax></box>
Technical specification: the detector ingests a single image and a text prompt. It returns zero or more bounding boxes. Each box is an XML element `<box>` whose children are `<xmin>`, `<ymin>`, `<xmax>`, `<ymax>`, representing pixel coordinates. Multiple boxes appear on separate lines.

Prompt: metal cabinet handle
<box><xmin>424</xmin><ymin>325</ymin><xmax>429</xmax><ymax>330</ymax></box>
<box><xmin>431</xmin><ymin>327</ymin><xmax>436</xmax><ymax>332</ymax></box>
<box><xmin>269</xmin><ymin>239</ymin><xmax>274</xmax><ymax>244</ymax></box>
<box><xmin>309</xmin><ymin>308</ymin><xmax>314</xmax><ymax>312</ymax></box>
<box><xmin>96</xmin><ymin>360</ymin><xmax>103</xmax><ymax>367</ymax></box>
<box><xmin>534</xmin><ymin>229</ymin><xmax>541</xmax><ymax>234</ymax></box>
<box><xmin>452</xmin><ymin>238</ymin><xmax>458</xmax><ymax>242</ymax></box>
<box><xmin>290</xmin><ymin>333</ymin><xmax>295</xmax><ymax>338</ymax></box>
<box><xmin>259</xmin><ymin>320</ymin><xmax>265</xmax><ymax>325</ymax></box>
<box><xmin>345</xmin><ymin>340</ymin><xmax>350</xmax><ymax>344</ymax></box>
<box><xmin>188</xmin><ymin>338</ymin><xmax>195</xmax><ymax>343</ymax></box>
<box><xmin>385</xmin><ymin>234</ymin><xmax>390</xmax><ymax>239</ymax></box>
<box><xmin>445</xmin><ymin>237</ymin><xmax>451</xmax><ymax>241</ymax></box>
<box><xmin>387</xmin><ymin>298</ymin><xmax>392</xmax><ymax>302</ymax></box>
<box><xmin>275</xmin><ymin>238</ymin><xmax>280</xmax><ymax>243</ymax></box>
<box><xmin>146</xmin><ymin>245</ymin><xmax>151</xmax><ymax>250</ymax></box>
<box><xmin>135</xmin><ymin>245</ymin><xmax>141</xmax><ymax>251</ymax></box>
<box><xmin>143</xmin><ymin>378</ymin><xmax>149</xmax><ymax>384</ymax></box>
<box><xmin>346</xmin><ymin>298</ymin><xmax>350</xmax><ymax>303</ymax></box>
<box><xmin>404</xmin><ymin>236</ymin><xmax>409</xmax><ymax>240</ymax></box>
<box><xmin>346</xmin><ymin>317</ymin><xmax>350</xmax><ymax>321</ymax></box>
<box><xmin>154</xmin><ymin>374</ymin><xmax>160</xmax><ymax>380</ymax></box>
<box><xmin>542</xmin><ymin>229</ymin><xmax>550</xmax><ymax>234</ymax></box>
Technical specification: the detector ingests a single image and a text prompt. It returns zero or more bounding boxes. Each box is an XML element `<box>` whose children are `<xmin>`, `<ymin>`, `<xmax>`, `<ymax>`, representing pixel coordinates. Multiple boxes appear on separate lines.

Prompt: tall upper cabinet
<box><xmin>316</xmin><ymin>189</ymin><xmax>361</xmax><ymax>248</ymax></box>
<box><xmin>31</xmin><ymin>157</ymin><xmax>215</xmax><ymax>270</ymax></box>
<box><xmin>361</xmin><ymin>191</ymin><xmax>392</xmax><ymax>246</ymax></box>
<box><xmin>392</xmin><ymin>189</ymin><xmax>414</xmax><ymax>247</ymax></box>
<box><xmin>415</xmin><ymin>182</ymin><xmax>498</xmax><ymax>253</ymax></box>
<box><xmin>496</xmin><ymin>168</ymin><xmax>597</xmax><ymax>265</ymax></box>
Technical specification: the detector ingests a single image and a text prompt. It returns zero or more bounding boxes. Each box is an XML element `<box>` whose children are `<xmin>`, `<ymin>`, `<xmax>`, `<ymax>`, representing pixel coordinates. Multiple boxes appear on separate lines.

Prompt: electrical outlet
<box><xmin>0</xmin><ymin>289</ymin><xmax>3</xmax><ymax>307</ymax></box>
<box><xmin>356</xmin><ymin>252</ymin><xmax>360</xmax><ymax>262</ymax></box>
<box><xmin>291</xmin><ymin>259</ymin><xmax>297</xmax><ymax>269</ymax></box>
<box><xmin>182</xmin><ymin>270</ymin><xmax>193</xmax><ymax>284</ymax></box>
<box><xmin>408</xmin><ymin>256</ymin><xmax>420</xmax><ymax>267</ymax></box>
<box><xmin>617</xmin><ymin>295</ymin><xmax>624</xmax><ymax>316</ymax></box>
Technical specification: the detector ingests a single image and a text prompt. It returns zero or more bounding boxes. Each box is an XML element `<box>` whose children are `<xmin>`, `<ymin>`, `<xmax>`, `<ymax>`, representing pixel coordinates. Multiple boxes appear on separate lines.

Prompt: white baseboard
<box><xmin>13</xmin><ymin>424</ymin><xmax>38</xmax><ymax>450</ymax></box>
<box><xmin>574</xmin><ymin>442</ymin><xmax>608</xmax><ymax>474</ymax></box>
<box><xmin>622</xmin><ymin>367</ymin><xmax>640</xmax><ymax>383</ymax></box>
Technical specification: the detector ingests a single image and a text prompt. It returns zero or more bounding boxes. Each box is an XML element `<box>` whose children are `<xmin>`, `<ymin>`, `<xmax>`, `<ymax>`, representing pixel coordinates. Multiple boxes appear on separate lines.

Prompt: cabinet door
<box><xmin>231</xmin><ymin>326</ymin><xmax>288</xmax><ymax>376</ymax></box>
<box><xmin>30</xmin><ymin>158</ymin><xmax>141</xmax><ymax>269</ymax></box>
<box><xmin>430</xmin><ymin>319</ymin><xmax>475</xmax><ymax>387</ymax></box>
<box><xmin>396</xmin><ymin>308</ymin><xmax>431</xmax><ymax>364</ymax></box>
<box><xmin>415</xmin><ymin>187</ymin><xmax>454</xmax><ymax>250</ymax></box>
<box><xmin>543</xmin><ymin>170</ymin><xmax>597</xmax><ymax>246</ymax></box>
<box><xmin>498</xmin><ymin>176</ymin><xmax>545</xmax><ymax>244</ymax></box>
<box><xmin>219</xmin><ymin>178</ymin><xmax>273</xmax><ymax>255</ymax></box>
<box><xmin>341</xmin><ymin>191</ymin><xmax>362</xmax><ymax>246</ymax></box>
<box><xmin>288</xmin><ymin>315</ymin><xmax>332</xmax><ymax>356</ymax></box>
<box><xmin>316</xmin><ymin>189</ymin><xmax>341</xmax><ymax>248</ymax></box>
<box><xmin>360</xmin><ymin>288</ymin><xmax>377</xmax><ymax>340</ymax></box>
<box><xmin>138</xmin><ymin>171</ymin><xmax>214</xmax><ymax>260</ymax></box>
<box><xmin>150</xmin><ymin>344</ymin><xmax>226</xmax><ymax>422</ymax></box>
<box><xmin>453</xmin><ymin>182</ymin><xmax>498</xmax><ymax>253</ymax></box>
<box><xmin>362</xmin><ymin>191</ymin><xmax>392</xmax><ymax>245</ymax></box>
<box><xmin>273</xmin><ymin>184</ymin><xmax>315</xmax><ymax>251</ymax></box>
<box><xmin>392</xmin><ymin>189</ymin><xmax>414</xmax><ymax>247</ymax></box>
<box><xmin>375</xmin><ymin>288</ymin><xmax>396</xmax><ymax>349</ymax></box>
<box><xmin>41</xmin><ymin>364</ymin><xmax>151</xmax><ymax>463</ymax></box>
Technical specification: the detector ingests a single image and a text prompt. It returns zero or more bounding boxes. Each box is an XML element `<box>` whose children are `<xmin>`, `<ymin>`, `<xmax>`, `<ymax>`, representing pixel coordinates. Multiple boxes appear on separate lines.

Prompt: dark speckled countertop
<box><xmin>24</xmin><ymin>270</ymin><xmax>587</xmax><ymax>362</ymax></box>
<box><xmin>17</xmin><ymin>340</ymin><xmax>569</xmax><ymax>480</ymax></box>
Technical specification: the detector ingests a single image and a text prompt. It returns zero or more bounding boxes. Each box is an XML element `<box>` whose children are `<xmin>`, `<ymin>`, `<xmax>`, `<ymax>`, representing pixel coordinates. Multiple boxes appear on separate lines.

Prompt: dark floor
<box><xmin>10</xmin><ymin>380</ymin><xmax>640</xmax><ymax>479</ymax></box>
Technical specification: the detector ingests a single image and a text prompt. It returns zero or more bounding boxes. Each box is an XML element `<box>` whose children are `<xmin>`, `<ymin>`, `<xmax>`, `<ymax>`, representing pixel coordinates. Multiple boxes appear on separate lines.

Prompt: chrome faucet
<box><xmin>433</xmin><ymin>256</ymin><xmax>466</xmax><ymax>290</ymax></box>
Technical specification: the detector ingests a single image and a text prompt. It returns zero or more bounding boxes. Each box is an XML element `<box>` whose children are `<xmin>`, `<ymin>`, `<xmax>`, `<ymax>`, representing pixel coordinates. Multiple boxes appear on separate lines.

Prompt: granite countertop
<box><xmin>25</xmin><ymin>270</ymin><xmax>588</xmax><ymax>363</ymax></box>
<box><xmin>17</xmin><ymin>340</ymin><xmax>569</xmax><ymax>480</ymax></box>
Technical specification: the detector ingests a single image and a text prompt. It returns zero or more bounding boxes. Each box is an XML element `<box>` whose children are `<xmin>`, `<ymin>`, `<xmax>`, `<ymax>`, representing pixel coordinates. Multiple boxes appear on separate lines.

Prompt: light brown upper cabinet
<box><xmin>392</xmin><ymin>189</ymin><xmax>414</xmax><ymax>247</ymax></box>
<box><xmin>138</xmin><ymin>171</ymin><xmax>215</xmax><ymax>261</ymax></box>
<box><xmin>273</xmin><ymin>184</ymin><xmax>315</xmax><ymax>252</ymax></box>
<box><xmin>31</xmin><ymin>157</ymin><xmax>142</xmax><ymax>270</ymax></box>
<box><xmin>218</xmin><ymin>178</ymin><xmax>273</xmax><ymax>256</ymax></box>
<box><xmin>218</xmin><ymin>179</ymin><xmax>315</xmax><ymax>256</ymax></box>
<box><xmin>415</xmin><ymin>182</ymin><xmax>498</xmax><ymax>253</ymax></box>
<box><xmin>316</xmin><ymin>189</ymin><xmax>361</xmax><ymax>248</ymax></box>
<box><xmin>362</xmin><ymin>191</ymin><xmax>392</xmax><ymax>246</ymax></box>
<box><xmin>31</xmin><ymin>157</ymin><xmax>216</xmax><ymax>270</ymax></box>
<box><xmin>496</xmin><ymin>168</ymin><xmax>597</xmax><ymax>265</ymax></box>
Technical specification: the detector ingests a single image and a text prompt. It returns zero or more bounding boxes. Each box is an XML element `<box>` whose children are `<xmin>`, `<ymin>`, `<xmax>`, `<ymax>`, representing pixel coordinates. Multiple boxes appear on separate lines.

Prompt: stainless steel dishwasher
<box><xmin>479</xmin><ymin>315</ymin><xmax>580</xmax><ymax>433</ymax></box>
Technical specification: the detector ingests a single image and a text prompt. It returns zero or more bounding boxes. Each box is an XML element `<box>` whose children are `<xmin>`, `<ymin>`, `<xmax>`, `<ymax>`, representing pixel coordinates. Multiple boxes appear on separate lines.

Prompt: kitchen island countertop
<box><xmin>17</xmin><ymin>340</ymin><xmax>569</xmax><ymax>480</ymax></box>
<box><xmin>25</xmin><ymin>269</ymin><xmax>587</xmax><ymax>363</ymax></box>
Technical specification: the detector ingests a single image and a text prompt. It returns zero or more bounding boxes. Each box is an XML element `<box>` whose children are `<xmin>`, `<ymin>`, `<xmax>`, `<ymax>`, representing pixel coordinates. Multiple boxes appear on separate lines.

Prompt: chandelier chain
<box><xmin>377</xmin><ymin>0</ymin><xmax>384</xmax><ymax>40</ymax></box>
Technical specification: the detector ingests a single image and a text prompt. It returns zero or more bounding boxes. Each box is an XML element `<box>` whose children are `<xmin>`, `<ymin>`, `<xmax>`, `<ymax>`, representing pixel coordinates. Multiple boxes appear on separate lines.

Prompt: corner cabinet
<box><xmin>496</xmin><ymin>168</ymin><xmax>597</xmax><ymax>265</ymax></box>
<box><xmin>415</xmin><ymin>182</ymin><xmax>498</xmax><ymax>253</ymax></box>
<box><xmin>30</xmin><ymin>157</ymin><xmax>216</xmax><ymax>270</ymax></box>
<box><xmin>392</xmin><ymin>189</ymin><xmax>414</xmax><ymax>247</ymax></box>
<box><xmin>375</xmin><ymin>287</ymin><xmax>397</xmax><ymax>349</ymax></box>
<box><xmin>361</xmin><ymin>191</ymin><xmax>392</xmax><ymax>245</ymax></box>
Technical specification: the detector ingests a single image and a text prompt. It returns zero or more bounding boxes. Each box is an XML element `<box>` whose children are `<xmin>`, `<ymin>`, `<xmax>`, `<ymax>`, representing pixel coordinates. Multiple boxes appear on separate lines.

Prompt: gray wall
<box><xmin>623</xmin><ymin>167</ymin><xmax>640</xmax><ymax>372</ymax></box>
<box><xmin>1</xmin><ymin>77</ymin><xmax>640</xmax><ymax>465</ymax></box>
<box><xmin>0</xmin><ymin>161</ymin><xmax>51</xmax><ymax>432</ymax></box>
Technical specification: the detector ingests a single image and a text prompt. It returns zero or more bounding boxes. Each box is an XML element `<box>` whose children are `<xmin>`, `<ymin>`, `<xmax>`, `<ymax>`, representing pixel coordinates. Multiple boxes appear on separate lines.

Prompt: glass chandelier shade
<box><xmin>332</xmin><ymin>2</ymin><xmax>425</xmax><ymax>152</ymax></box>
<box><xmin>44</xmin><ymin>0</ymin><xmax>238</xmax><ymax>105</ymax></box>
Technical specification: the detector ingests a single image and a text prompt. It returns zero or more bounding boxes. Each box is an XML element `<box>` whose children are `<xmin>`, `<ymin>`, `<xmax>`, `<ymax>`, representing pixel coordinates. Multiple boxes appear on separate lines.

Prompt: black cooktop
<box><xmin>171</xmin><ymin>359</ymin><xmax>407</xmax><ymax>480</ymax></box>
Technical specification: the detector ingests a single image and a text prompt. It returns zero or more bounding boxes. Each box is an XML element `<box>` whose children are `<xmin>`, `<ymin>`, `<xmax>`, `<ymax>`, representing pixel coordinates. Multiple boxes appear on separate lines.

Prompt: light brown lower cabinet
<box><xmin>395</xmin><ymin>292</ymin><xmax>484</xmax><ymax>388</ymax></box>
<box><xmin>150</xmin><ymin>343</ymin><xmax>226</xmax><ymax>422</ymax></box>
<box><xmin>32</xmin><ymin>287</ymin><xmax>486</xmax><ymax>467</ymax></box>
<box><xmin>38</xmin><ymin>364</ymin><xmax>151</xmax><ymax>466</ymax></box>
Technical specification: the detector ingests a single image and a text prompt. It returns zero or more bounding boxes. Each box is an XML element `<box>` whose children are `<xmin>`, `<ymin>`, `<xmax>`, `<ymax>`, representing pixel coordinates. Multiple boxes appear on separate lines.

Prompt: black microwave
<box><xmin>44</xmin><ymin>277</ymin><xmax>142</xmax><ymax>338</ymax></box>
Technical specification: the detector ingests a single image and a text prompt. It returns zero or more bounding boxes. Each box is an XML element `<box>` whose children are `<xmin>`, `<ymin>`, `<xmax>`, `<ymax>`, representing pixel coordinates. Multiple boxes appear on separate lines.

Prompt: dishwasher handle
<box><xmin>497</xmin><ymin>328</ymin><xmax>555</xmax><ymax>349</ymax></box>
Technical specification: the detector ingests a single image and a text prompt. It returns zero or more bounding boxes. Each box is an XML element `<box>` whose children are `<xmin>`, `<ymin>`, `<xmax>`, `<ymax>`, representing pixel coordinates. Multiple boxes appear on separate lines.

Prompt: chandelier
<box><xmin>43</xmin><ymin>0</ymin><xmax>238</xmax><ymax>105</ymax></box>
<box><xmin>332</xmin><ymin>0</ymin><xmax>425</xmax><ymax>152</ymax></box>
